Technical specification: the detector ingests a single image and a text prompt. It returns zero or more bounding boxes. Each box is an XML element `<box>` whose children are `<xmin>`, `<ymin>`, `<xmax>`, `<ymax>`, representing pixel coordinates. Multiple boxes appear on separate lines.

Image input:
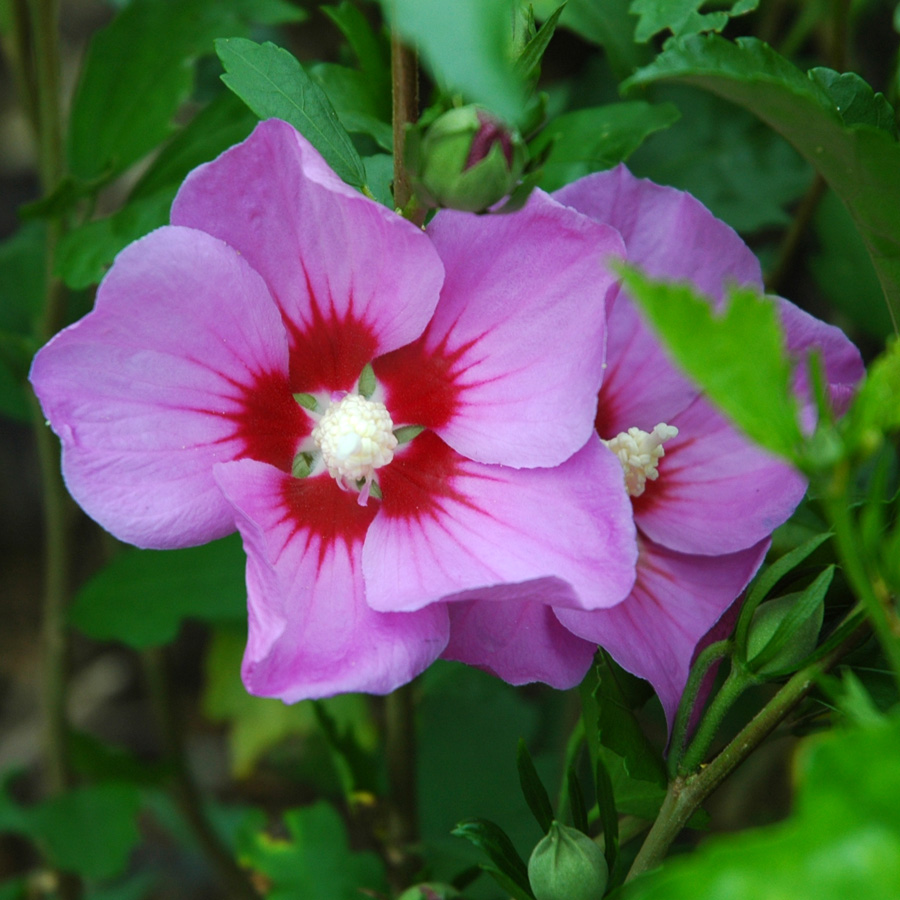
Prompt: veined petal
<box><xmin>633</xmin><ymin>396</ymin><xmax>806</xmax><ymax>556</ymax></box>
<box><xmin>374</xmin><ymin>190</ymin><xmax>625</xmax><ymax>468</ymax></box>
<box><xmin>214</xmin><ymin>459</ymin><xmax>449</xmax><ymax>701</ymax></box>
<box><xmin>554</xmin><ymin>165</ymin><xmax>762</xmax><ymax>302</ymax></box>
<box><xmin>362</xmin><ymin>432</ymin><xmax>637</xmax><ymax>614</ymax></box>
<box><xmin>441</xmin><ymin>588</ymin><xmax>597</xmax><ymax>689</ymax></box>
<box><xmin>556</xmin><ymin>536</ymin><xmax>769</xmax><ymax>730</ymax></box>
<box><xmin>172</xmin><ymin>119</ymin><xmax>445</xmax><ymax>392</ymax></box>
<box><xmin>29</xmin><ymin>226</ymin><xmax>301</xmax><ymax>549</ymax></box>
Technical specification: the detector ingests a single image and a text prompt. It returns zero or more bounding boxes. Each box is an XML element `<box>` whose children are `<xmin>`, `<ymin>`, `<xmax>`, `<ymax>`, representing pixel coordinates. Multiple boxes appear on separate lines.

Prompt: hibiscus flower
<box><xmin>29</xmin><ymin>119</ymin><xmax>639</xmax><ymax>701</ymax></box>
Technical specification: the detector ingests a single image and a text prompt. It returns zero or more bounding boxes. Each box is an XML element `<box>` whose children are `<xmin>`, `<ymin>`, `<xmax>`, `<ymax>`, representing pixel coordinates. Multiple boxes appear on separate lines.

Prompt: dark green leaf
<box><xmin>533</xmin><ymin>101</ymin><xmax>679</xmax><ymax>192</ymax></box>
<box><xmin>630</xmin><ymin>0</ymin><xmax>758</xmax><ymax>42</ymax></box>
<box><xmin>363</xmin><ymin>153</ymin><xmax>395</xmax><ymax>207</ymax></box>
<box><xmin>624</xmin><ymin>34</ymin><xmax>900</xmax><ymax>334</ymax></box>
<box><xmin>240</xmin><ymin>802</ymin><xmax>386</xmax><ymax>900</ymax></box>
<box><xmin>69</xmin><ymin>535</ymin><xmax>247</xmax><ymax>648</ymax></box>
<box><xmin>130</xmin><ymin>89</ymin><xmax>258</xmax><ymax>201</ymax></box>
<box><xmin>516</xmin><ymin>4</ymin><xmax>566</xmax><ymax>81</ymax></box>
<box><xmin>808</xmin><ymin>68</ymin><xmax>897</xmax><ymax>136</ymax></box>
<box><xmin>386</xmin><ymin>0</ymin><xmax>527</xmax><ymax>123</ymax></box>
<box><xmin>451</xmin><ymin>819</ymin><xmax>534</xmax><ymax>898</ymax></box>
<box><xmin>567</xmin><ymin>767</ymin><xmax>590</xmax><ymax>836</ymax></box>
<box><xmin>55</xmin><ymin>191</ymin><xmax>174</xmax><ymax>290</ymax></box>
<box><xmin>619</xmin><ymin>267</ymin><xmax>803</xmax><ymax>461</ymax></box>
<box><xmin>216</xmin><ymin>37</ymin><xmax>367</xmax><ymax>188</ymax></box>
<box><xmin>516</xmin><ymin>739</ymin><xmax>555</xmax><ymax>834</ymax></box>
<box><xmin>310</xmin><ymin>63</ymin><xmax>393</xmax><ymax>150</ymax></box>
<box><xmin>594</xmin><ymin>755</ymin><xmax>619</xmax><ymax>873</ymax></box>
<box><xmin>33</xmin><ymin>783</ymin><xmax>141</xmax><ymax>880</ymax></box>
<box><xmin>623</xmin><ymin>714</ymin><xmax>900</xmax><ymax>900</ymax></box>
<box><xmin>311</xmin><ymin>699</ymin><xmax>380</xmax><ymax>795</ymax></box>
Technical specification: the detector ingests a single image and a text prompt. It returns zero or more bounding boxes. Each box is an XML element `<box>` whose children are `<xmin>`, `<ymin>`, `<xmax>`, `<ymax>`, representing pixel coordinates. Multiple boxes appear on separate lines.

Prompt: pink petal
<box><xmin>214</xmin><ymin>459</ymin><xmax>449</xmax><ymax>701</ymax></box>
<box><xmin>633</xmin><ymin>396</ymin><xmax>806</xmax><ymax>556</ymax></box>
<box><xmin>172</xmin><ymin>119</ymin><xmax>445</xmax><ymax>392</ymax></box>
<box><xmin>441</xmin><ymin>588</ymin><xmax>597</xmax><ymax>688</ymax></box>
<box><xmin>362</xmin><ymin>432</ymin><xmax>637</xmax><ymax>614</ymax></box>
<box><xmin>556</xmin><ymin>536</ymin><xmax>769</xmax><ymax>730</ymax></box>
<box><xmin>29</xmin><ymin>226</ymin><xmax>301</xmax><ymax>549</ymax></box>
<box><xmin>556</xmin><ymin>166</ymin><xmax>763</xmax><ymax>436</ymax></box>
<box><xmin>374</xmin><ymin>190</ymin><xmax>626</xmax><ymax>468</ymax></box>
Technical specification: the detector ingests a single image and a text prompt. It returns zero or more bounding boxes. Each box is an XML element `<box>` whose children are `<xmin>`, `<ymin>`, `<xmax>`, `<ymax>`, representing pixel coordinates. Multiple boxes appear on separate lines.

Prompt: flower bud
<box><xmin>406</xmin><ymin>106</ymin><xmax>527</xmax><ymax>212</ymax></box>
<box><xmin>527</xmin><ymin>821</ymin><xmax>608</xmax><ymax>900</ymax></box>
<box><xmin>746</xmin><ymin>591</ymin><xmax>824</xmax><ymax>675</ymax></box>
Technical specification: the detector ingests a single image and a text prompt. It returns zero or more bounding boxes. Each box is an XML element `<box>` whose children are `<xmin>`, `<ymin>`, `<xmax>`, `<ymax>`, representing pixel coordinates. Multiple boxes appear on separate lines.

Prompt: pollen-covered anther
<box><xmin>603</xmin><ymin>423</ymin><xmax>678</xmax><ymax>498</ymax></box>
<box><xmin>312</xmin><ymin>393</ymin><xmax>398</xmax><ymax>502</ymax></box>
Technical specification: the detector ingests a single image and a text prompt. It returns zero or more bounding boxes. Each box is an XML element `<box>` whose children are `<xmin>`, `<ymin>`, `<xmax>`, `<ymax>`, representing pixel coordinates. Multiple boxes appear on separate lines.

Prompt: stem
<box><xmin>384</xmin><ymin>682</ymin><xmax>421</xmax><ymax>893</ymax></box>
<box><xmin>625</xmin><ymin>621</ymin><xmax>867</xmax><ymax>881</ymax></box>
<box><xmin>390</xmin><ymin>26</ymin><xmax>423</xmax><ymax>223</ymax></box>
<box><xmin>143</xmin><ymin>649</ymin><xmax>259</xmax><ymax>900</ymax></box>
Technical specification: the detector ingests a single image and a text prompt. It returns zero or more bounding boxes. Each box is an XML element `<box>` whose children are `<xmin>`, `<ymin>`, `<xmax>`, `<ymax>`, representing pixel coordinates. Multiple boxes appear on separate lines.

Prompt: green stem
<box><xmin>625</xmin><ymin>620</ymin><xmax>867</xmax><ymax>882</ymax></box>
<box><xmin>384</xmin><ymin>683</ymin><xmax>421</xmax><ymax>892</ymax></box>
<box><xmin>143</xmin><ymin>649</ymin><xmax>259</xmax><ymax>900</ymax></box>
<box><xmin>678</xmin><ymin>665</ymin><xmax>754</xmax><ymax>775</ymax></box>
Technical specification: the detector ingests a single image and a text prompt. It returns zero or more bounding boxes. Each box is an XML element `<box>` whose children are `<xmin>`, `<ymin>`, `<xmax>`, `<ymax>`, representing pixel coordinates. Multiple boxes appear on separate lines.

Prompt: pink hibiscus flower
<box><xmin>30</xmin><ymin>119</ymin><xmax>639</xmax><ymax>701</ymax></box>
<box><xmin>445</xmin><ymin>166</ymin><xmax>863</xmax><ymax>728</ymax></box>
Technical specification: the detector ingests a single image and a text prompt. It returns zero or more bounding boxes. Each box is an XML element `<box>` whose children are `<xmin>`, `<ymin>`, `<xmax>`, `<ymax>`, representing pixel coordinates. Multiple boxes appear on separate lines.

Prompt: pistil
<box><xmin>603</xmin><ymin>423</ymin><xmax>678</xmax><ymax>497</ymax></box>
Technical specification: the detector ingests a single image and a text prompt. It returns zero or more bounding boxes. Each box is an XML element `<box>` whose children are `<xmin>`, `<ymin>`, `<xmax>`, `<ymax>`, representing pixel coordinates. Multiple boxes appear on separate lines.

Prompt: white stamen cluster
<box><xmin>312</xmin><ymin>393</ymin><xmax>397</xmax><ymax>494</ymax></box>
<box><xmin>603</xmin><ymin>423</ymin><xmax>678</xmax><ymax>497</ymax></box>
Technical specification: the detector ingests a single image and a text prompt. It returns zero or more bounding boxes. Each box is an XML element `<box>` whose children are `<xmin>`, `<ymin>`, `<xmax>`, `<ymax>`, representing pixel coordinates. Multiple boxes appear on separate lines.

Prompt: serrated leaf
<box><xmin>451</xmin><ymin>819</ymin><xmax>533</xmax><ymax>898</ymax></box>
<box><xmin>516</xmin><ymin>739</ymin><xmax>555</xmax><ymax>834</ymax></box>
<box><xmin>808</xmin><ymin>68</ymin><xmax>897</xmax><ymax>136</ymax></box>
<box><xmin>216</xmin><ymin>37</ymin><xmax>367</xmax><ymax>188</ymax></box>
<box><xmin>630</xmin><ymin>0</ymin><xmax>759</xmax><ymax>42</ymax></box>
<box><xmin>69</xmin><ymin>535</ymin><xmax>247</xmax><ymax>648</ymax></box>
<box><xmin>619</xmin><ymin>266</ymin><xmax>803</xmax><ymax>461</ymax></box>
<box><xmin>386</xmin><ymin>0</ymin><xmax>527</xmax><ymax>124</ymax></box>
<box><xmin>532</xmin><ymin>101</ymin><xmax>679</xmax><ymax>192</ymax></box>
<box><xmin>624</xmin><ymin>34</ymin><xmax>900</xmax><ymax>333</ymax></box>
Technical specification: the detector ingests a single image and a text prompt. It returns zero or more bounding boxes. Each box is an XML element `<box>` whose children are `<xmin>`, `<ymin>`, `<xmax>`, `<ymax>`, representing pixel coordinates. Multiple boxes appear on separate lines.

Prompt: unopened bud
<box><xmin>527</xmin><ymin>821</ymin><xmax>608</xmax><ymax>900</ymax></box>
<box><xmin>746</xmin><ymin>591</ymin><xmax>824</xmax><ymax>675</ymax></box>
<box><xmin>406</xmin><ymin>106</ymin><xmax>527</xmax><ymax>212</ymax></box>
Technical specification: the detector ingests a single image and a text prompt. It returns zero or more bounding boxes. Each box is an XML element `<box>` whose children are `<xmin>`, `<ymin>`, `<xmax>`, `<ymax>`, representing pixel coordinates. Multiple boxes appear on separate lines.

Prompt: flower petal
<box><xmin>374</xmin><ymin>190</ymin><xmax>626</xmax><ymax>467</ymax></box>
<box><xmin>362</xmin><ymin>432</ymin><xmax>637</xmax><ymax>614</ymax></box>
<box><xmin>633</xmin><ymin>396</ymin><xmax>806</xmax><ymax>555</ymax></box>
<box><xmin>556</xmin><ymin>536</ymin><xmax>769</xmax><ymax>729</ymax></box>
<box><xmin>441</xmin><ymin>588</ymin><xmax>597</xmax><ymax>688</ymax></box>
<box><xmin>557</xmin><ymin>166</ymin><xmax>764</xmax><ymax>437</ymax></box>
<box><xmin>214</xmin><ymin>459</ymin><xmax>449</xmax><ymax>701</ymax></box>
<box><xmin>29</xmin><ymin>226</ymin><xmax>300</xmax><ymax>549</ymax></box>
<box><xmin>172</xmin><ymin>119</ymin><xmax>445</xmax><ymax>392</ymax></box>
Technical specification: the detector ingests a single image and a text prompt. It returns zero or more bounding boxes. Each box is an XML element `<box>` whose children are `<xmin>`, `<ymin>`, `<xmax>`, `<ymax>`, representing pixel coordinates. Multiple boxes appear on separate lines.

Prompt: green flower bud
<box><xmin>397</xmin><ymin>884</ymin><xmax>461</xmax><ymax>900</ymax></box>
<box><xmin>746</xmin><ymin>591</ymin><xmax>825</xmax><ymax>675</ymax></box>
<box><xmin>407</xmin><ymin>106</ymin><xmax>527</xmax><ymax>212</ymax></box>
<box><xmin>527</xmin><ymin>821</ymin><xmax>609</xmax><ymax>900</ymax></box>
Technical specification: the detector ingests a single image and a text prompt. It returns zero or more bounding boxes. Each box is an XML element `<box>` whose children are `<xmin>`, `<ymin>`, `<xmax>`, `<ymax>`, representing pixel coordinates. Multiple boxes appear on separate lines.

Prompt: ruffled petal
<box><xmin>633</xmin><ymin>396</ymin><xmax>806</xmax><ymax>556</ymax></box>
<box><xmin>172</xmin><ymin>119</ymin><xmax>445</xmax><ymax>392</ymax></box>
<box><xmin>29</xmin><ymin>226</ymin><xmax>301</xmax><ymax>549</ymax></box>
<box><xmin>362</xmin><ymin>431</ymin><xmax>637</xmax><ymax>614</ymax></box>
<box><xmin>556</xmin><ymin>536</ymin><xmax>769</xmax><ymax>730</ymax></box>
<box><xmin>214</xmin><ymin>459</ymin><xmax>449</xmax><ymax>701</ymax></box>
<box><xmin>441</xmin><ymin>588</ymin><xmax>597</xmax><ymax>688</ymax></box>
<box><xmin>374</xmin><ymin>190</ymin><xmax>625</xmax><ymax>468</ymax></box>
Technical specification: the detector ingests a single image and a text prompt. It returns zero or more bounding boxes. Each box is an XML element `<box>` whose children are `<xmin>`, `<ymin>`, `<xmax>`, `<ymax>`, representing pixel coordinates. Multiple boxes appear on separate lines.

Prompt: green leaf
<box><xmin>310</xmin><ymin>63</ymin><xmax>393</xmax><ymax>149</ymax></box>
<box><xmin>567</xmin><ymin>767</ymin><xmax>590</xmax><ymax>836</ymax></box>
<box><xmin>619</xmin><ymin>266</ymin><xmax>803</xmax><ymax>461</ymax></box>
<box><xmin>55</xmin><ymin>190</ymin><xmax>174</xmax><ymax>290</ymax></box>
<box><xmin>386</xmin><ymin>0</ymin><xmax>527</xmax><ymax>123</ymax></box>
<box><xmin>69</xmin><ymin>535</ymin><xmax>247</xmax><ymax>648</ymax></box>
<box><xmin>33</xmin><ymin>783</ymin><xmax>141</xmax><ymax>880</ymax></box>
<box><xmin>240</xmin><ymin>802</ymin><xmax>386</xmax><ymax>900</ymax></box>
<box><xmin>623</xmin><ymin>714</ymin><xmax>900</xmax><ymax>899</ymax></box>
<box><xmin>216</xmin><ymin>37</ymin><xmax>367</xmax><ymax>188</ymax></box>
<box><xmin>451</xmin><ymin>819</ymin><xmax>534</xmax><ymax>899</ymax></box>
<box><xmin>630</xmin><ymin>0</ymin><xmax>759</xmax><ymax>42</ymax></box>
<box><xmin>532</xmin><ymin>101</ymin><xmax>679</xmax><ymax>192</ymax></box>
<box><xmin>808</xmin><ymin>68</ymin><xmax>897</xmax><ymax>136</ymax></box>
<box><xmin>624</xmin><ymin>34</ymin><xmax>900</xmax><ymax>333</ymax></box>
<box><xmin>516</xmin><ymin>739</ymin><xmax>555</xmax><ymax>834</ymax></box>
<box><xmin>516</xmin><ymin>3</ymin><xmax>566</xmax><ymax>82</ymax></box>
<box><xmin>594</xmin><ymin>755</ymin><xmax>619</xmax><ymax>873</ymax></box>
<box><xmin>844</xmin><ymin>338</ymin><xmax>900</xmax><ymax>452</ymax></box>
